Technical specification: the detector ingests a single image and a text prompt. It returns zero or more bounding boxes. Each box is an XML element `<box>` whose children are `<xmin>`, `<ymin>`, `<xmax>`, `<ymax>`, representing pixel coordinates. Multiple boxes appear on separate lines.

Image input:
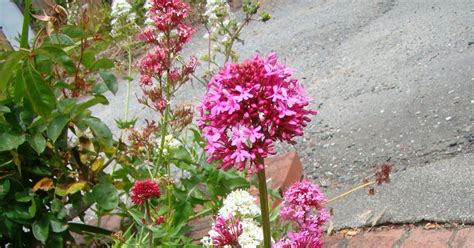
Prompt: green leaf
<box><xmin>0</xmin><ymin>106</ymin><xmax>10</xmax><ymax>113</ymax></box>
<box><xmin>91</xmin><ymin>82</ymin><xmax>108</xmax><ymax>94</ymax></box>
<box><xmin>28</xmin><ymin>133</ymin><xmax>46</xmax><ymax>154</ymax></box>
<box><xmin>5</xmin><ymin>201</ymin><xmax>36</xmax><ymax>220</ymax></box>
<box><xmin>44</xmin><ymin>33</ymin><xmax>75</xmax><ymax>46</ymax></box>
<box><xmin>21</xmin><ymin>63</ymin><xmax>56</xmax><ymax>117</ymax></box>
<box><xmin>33</xmin><ymin>216</ymin><xmax>50</xmax><ymax>243</ymax></box>
<box><xmin>0</xmin><ymin>217</ymin><xmax>16</xmax><ymax>239</ymax></box>
<box><xmin>68</xmin><ymin>222</ymin><xmax>112</xmax><ymax>235</ymax></box>
<box><xmin>46</xmin><ymin>233</ymin><xmax>64</xmax><ymax>248</ymax></box>
<box><xmin>15</xmin><ymin>191</ymin><xmax>32</xmax><ymax>202</ymax></box>
<box><xmin>53</xmin><ymin>81</ymin><xmax>74</xmax><ymax>90</ymax></box>
<box><xmin>224</xmin><ymin>173</ymin><xmax>250</xmax><ymax>190</ymax></box>
<box><xmin>36</xmin><ymin>46</ymin><xmax>76</xmax><ymax>73</ymax></box>
<box><xmin>47</xmin><ymin>115</ymin><xmax>70</xmax><ymax>143</ymax></box>
<box><xmin>57</xmin><ymin>99</ymin><xmax>77</xmax><ymax>114</ymax></box>
<box><xmin>49</xmin><ymin>215</ymin><xmax>68</xmax><ymax>233</ymax></box>
<box><xmin>65</xmin><ymin>181</ymin><xmax>87</xmax><ymax>195</ymax></box>
<box><xmin>55</xmin><ymin>187</ymin><xmax>66</xmax><ymax>197</ymax></box>
<box><xmin>85</xmin><ymin>117</ymin><xmax>113</xmax><ymax>146</ymax></box>
<box><xmin>115</xmin><ymin>117</ymin><xmax>137</xmax><ymax>129</ymax></box>
<box><xmin>127</xmin><ymin>209</ymin><xmax>145</xmax><ymax>227</ymax></box>
<box><xmin>14</xmin><ymin>69</ymin><xmax>25</xmax><ymax>104</ymax></box>
<box><xmin>93</xmin><ymin>183</ymin><xmax>118</xmax><ymax>210</ymax></box>
<box><xmin>74</xmin><ymin>95</ymin><xmax>108</xmax><ymax>117</ymax></box>
<box><xmin>90</xmin><ymin>58</ymin><xmax>114</xmax><ymax>70</ymax></box>
<box><xmin>81</xmin><ymin>51</ymin><xmax>95</xmax><ymax>68</ymax></box>
<box><xmin>51</xmin><ymin>199</ymin><xmax>63</xmax><ymax>214</ymax></box>
<box><xmin>0</xmin><ymin>179</ymin><xmax>10</xmax><ymax>200</ymax></box>
<box><xmin>99</xmin><ymin>71</ymin><xmax>118</xmax><ymax>95</ymax></box>
<box><xmin>0</xmin><ymin>132</ymin><xmax>26</xmax><ymax>151</ymax></box>
<box><xmin>61</xmin><ymin>25</ymin><xmax>85</xmax><ymax>39</ymax></box>
<box><xmin>0</xmin><ymin>51</ymin><xmax>27</xmax><ymax>94</ymax></box>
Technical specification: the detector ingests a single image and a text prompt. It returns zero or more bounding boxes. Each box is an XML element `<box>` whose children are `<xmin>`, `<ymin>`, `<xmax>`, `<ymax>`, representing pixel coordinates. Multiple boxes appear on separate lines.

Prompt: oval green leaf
<box><xmin>93</xmin><ymin>183</ymin><xmax>118</xmax><ymax>210</ymax></box>
<box><xmin>28</xmin><ymin>133</ymin><xmax>46</xmax><ymax>154</ymax></box>
<box><xmin>33</xmin><ymin>216</ymin><xmax>50</xmax><ymax>243</ymax></box>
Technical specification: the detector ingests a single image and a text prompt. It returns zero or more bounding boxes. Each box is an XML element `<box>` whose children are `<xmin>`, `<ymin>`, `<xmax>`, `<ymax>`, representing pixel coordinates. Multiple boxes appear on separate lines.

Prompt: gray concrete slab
<box><xmin>0</xmin><ymin>0</ymin><xmax>34</xmax><ymax>49</ymax></box>
<box><xmin>324</xmin><ymin>153</ymin><xmax>474</xmax><ymax>229</ymax></box>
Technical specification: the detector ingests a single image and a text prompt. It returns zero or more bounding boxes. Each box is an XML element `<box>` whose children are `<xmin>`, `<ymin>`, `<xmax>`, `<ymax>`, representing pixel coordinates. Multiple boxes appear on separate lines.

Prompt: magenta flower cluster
<box><xmin>274</xmin><ymin>180</ymin><xmax>329</xmax><ymax>248</ymax></box>
<box><xmin>137</xmin><ymin>0</ymin><xmax>197</xmax><ymax>111</ymax></box>
<box><xmin>211</xmin><ymin>214</ymin><xmax>243</xmax><ymax>247</ymax></box>
<box><xmin>199</xmin><ymin>53</ymin><xmax>316</xmax><ymax>174</ymax></box>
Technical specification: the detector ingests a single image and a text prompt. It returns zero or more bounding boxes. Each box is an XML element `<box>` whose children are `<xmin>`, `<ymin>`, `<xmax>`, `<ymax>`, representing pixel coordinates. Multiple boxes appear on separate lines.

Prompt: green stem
<box><xmin>189</xmin><ymin>208</ymin><xmax>213</xmax><ymax>221</ymax></box>
<box><xmin>155</xmin><ymin>29</ymin><xmax>172</xmax><ymax>178</ymax></box>
<box><xmin>20</xmin><ymin>0</ymin><xmax>31</xmax><ymax>49</ymax></box>
<box><xmin>257</xmin><ymin>164</ymin><xmax>271</xmax><ymax>248</ymax></box>
<box><xmin>145</xmin><ymin>201</ymin><xmax>153</xmax><ymax>248</ymax></box>
<box><xmin>223</xmin><ymin>16</ymin><xmax>250</xmax><ymax>63</ymax></box>
<box><xmin>124</xmin><ymin>46</ymin><xmax>132</xmax><ymax>121</ymax></box>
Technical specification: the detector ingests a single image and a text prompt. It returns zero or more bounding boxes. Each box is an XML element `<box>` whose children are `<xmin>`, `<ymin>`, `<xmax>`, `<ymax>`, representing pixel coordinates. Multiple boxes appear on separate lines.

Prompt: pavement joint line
<box><xmin>339</xmin><ymin>236</ymin><xmax>348</xmax><ymax>248</ymax></box>
<box><xmin>391</xmin><ymin>229</ymin><xmax>411</xmax><ymax>248</ymax></box>
<box><xmin>446</xmin><ymin>228</ymin><xmax>458</xmax><ymax>248</ymax></box>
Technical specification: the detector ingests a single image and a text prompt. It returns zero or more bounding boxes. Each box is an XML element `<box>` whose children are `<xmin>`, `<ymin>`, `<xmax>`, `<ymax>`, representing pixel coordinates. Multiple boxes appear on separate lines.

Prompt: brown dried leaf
<box><xmin>33</xmin><ymin>177</ymin><xmax>54</xmax><ymax>192</ymax></box>
<box><xmin>424</xmin><ymin>223</ymin><xmax>440</xmax><ymax>230</ymax></box>
<box><xmin>341</xmin><ymin>229</ymin><xmax>360</xmax><ymax>237</ymax></box>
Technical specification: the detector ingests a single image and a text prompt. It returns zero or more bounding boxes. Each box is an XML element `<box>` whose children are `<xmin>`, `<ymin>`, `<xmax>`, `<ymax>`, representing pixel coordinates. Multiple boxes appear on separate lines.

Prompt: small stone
<box><xmin>320</xmin><ymin>179</ymin><xmax>329</xmax><ymax>188</ymax></box>
<box><xmin>445</xmin><ymin>116</ymin><xmax>452</xmax><ymax>121</ymax></box>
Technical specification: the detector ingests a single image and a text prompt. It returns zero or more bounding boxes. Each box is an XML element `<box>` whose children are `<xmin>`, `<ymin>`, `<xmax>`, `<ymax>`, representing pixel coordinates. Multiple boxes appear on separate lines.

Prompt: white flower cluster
<box><xmin>239</xmin><ymin>219</ymin><xmax>264</xmax><ymax>247</ymax></box>
<box><xmin>111</xmin><ymin>0</ymin><xmax>134</xmax><ymax>25</ymax></box>
<box><xmin>156</xmin><ymin>135</ymin><xmax>181</xmax><ymax>155</ymax></box>
<box><xmin>203</xmin><ymin>0</ymin><xmax>238</xmax><ymax>58</ymax></box>
<box><xmin>218</xmin><ymin>189</ymin><xmax>261</xmax><ymax>219</ymax></box>
<box><xmin>201</xmin><ymin>189</ymin><xmax>264</xmax><ymax>248</ymax></box>
<box><xmin>204</xmin><ymin>0</ymin><xmax>231</xmax><ymax>23</ymax></box>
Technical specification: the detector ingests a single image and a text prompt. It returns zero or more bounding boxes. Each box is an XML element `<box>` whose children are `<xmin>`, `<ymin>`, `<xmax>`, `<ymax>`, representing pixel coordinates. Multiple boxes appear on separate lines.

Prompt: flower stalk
<box><xmin>323</xmin><ymin>181</ymin><xmax>376</xmax><ymax>205</ymax></box>
<box><xmin>124</xmin><ymin>44</ymin><xmax>132</xmax><ymax>121</ymax></box>
<box><xmin>145</xmin><ymin>201</ymin><xmax>153</xmax><ymax>248</ymax></box>
<box><xmin>257</xmin><ymin>162</ymin><xmax>271</xmax><ymax>248</ymax></box>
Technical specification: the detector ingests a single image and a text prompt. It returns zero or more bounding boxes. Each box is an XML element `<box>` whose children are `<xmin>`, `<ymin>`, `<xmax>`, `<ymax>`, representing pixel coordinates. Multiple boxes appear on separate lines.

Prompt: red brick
<box><xmin>452</xmin><ymin>228</ymin><xmax>474</xmax><ymax>248</ymax></box>
<box><xmin>87</xmin><ymin>215</ymin><xmax>122</xmax><ymax>232</ymax></box>
<box><xmin>324</xmin><ymin>233</ymin><xmax>345</xmax><ymax>248</ymax></box>
<box><xmin>264</xmin><ymin>152</ymin><xmax>303</xmax><ymax>207</ymax></box>
<box><xmin>188</xmin><ymin>215</ymin><xmax>212</xmax><ymax>240</ymax></box>
<box><xmin>347</xmin><ymin>229</ymin><xmax>405</xmax><ymax>248</ymax></box>
<box><xmin>401</xmin><ymin>229</ymin><xmax>452</xmax><ymax>248</ymax></box>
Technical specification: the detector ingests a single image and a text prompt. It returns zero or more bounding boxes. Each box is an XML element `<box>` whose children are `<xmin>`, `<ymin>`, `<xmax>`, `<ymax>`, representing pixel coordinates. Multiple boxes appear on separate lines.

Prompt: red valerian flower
<box><xmin>211</xmin><ymin>214</ymin><xmax>243</xmax><ymax>247</ymax></box>
<box><xmin>375</xmin><ymin>163</ymin><xmax>392</xmax><ymax>185</ymax></box>
<box><xmin>199</xmin><ymin>53</ymin><xmax>316</xmax><ymax>174</ymax></box>
<box><xmin>275</xmin><ymin>180</ymin><xmax>329</xmax><ymax>248</ymax></box>
<box><xmin>130</xmin><ymin>179</ymin><xmax>161</xmax><ymax>205</ymax></box>
<box><xmin>137</xmin><ymin>0</ymin><xmax>196</xmax><ymax>108</ymax></box>
<box><xmin>155</xmin><ymin>215</ymin><xmax>165</xmax><ymax>225</ymax></box>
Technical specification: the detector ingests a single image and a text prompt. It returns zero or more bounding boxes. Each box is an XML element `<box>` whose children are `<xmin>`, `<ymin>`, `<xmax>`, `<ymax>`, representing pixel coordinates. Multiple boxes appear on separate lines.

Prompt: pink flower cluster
<box><xmin>211</xmin><ymin>214</ymin><xmax>243</xmax><ymax>247</ymax></box>
<box><xmin>147</xmin><ymin>0</ymin><xmax>189</xmax><ymax>32</ymax></box>
<box><xmin>137</xmin><ymin>0</ymin><xmax>197</xmax><ymax>108</ymax></box>
<box><xmin>130</xmin><ymin>179</ymin><xmax>161</xmax><ymax>205</ymax></box>
<box><xmin>199</xmin><ymin>53</ymin><xmax>316</xmax><ymax>174</ymax></box>
<box><xmin>274</xmin><ymin>180</ymin><xmax>329</xmax><ymax>248</ymax></box>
